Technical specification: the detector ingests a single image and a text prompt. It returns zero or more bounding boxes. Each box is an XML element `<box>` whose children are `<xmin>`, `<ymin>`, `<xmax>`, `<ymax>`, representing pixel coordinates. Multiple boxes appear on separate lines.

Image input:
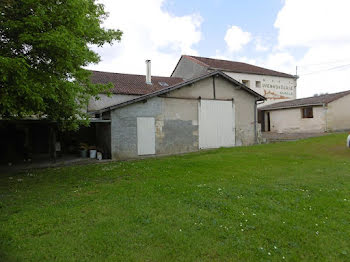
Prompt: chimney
<box><xmin>145</xmin><ymin>59</ymin><xmax>152</xmax><ymax>84</ymax></box>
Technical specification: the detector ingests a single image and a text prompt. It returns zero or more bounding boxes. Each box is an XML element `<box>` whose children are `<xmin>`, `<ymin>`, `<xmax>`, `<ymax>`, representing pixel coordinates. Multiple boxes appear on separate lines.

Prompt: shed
<box><xmin>91</xmin><ymin>70</ymin><xmax>265</xmax><ymax>160</ymax></box>
<box><xmin>259</xmin><ymin>90</ymin><xmax>350</xmax><ymax>133</ymax></box>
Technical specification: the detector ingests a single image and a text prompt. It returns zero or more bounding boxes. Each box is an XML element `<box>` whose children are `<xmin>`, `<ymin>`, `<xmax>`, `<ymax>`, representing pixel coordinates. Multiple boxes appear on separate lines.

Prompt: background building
<box><xmin>171</xmin><ymin>55</ymin><xmax>298</xmax><ymax>106</ymax></box>
<box><xmin>259</xmin><ymin>90</ymin><xmax>350</xmax><ymax>133</ymax></box>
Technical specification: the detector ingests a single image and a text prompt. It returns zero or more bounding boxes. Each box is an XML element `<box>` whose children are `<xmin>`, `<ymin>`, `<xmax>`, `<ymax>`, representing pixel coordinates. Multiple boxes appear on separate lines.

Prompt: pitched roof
<box><xmin>90</xmin><ymin>70</ymin><xmax>184</xmax><ymax>95</ymax></box>
<box><xmin>91</xmin><ymin>70</ymin><xmax>266</xmax><ymax>114</ymax></box>
<box><xmin>260</xmin><ymin>90</ymin><xmax>350</xmax><ymax>111</ymax></box>
<box><xmin>179</xmin><ymin>55</ymin><xmax>296</xmax><ymax>78</ymax></box>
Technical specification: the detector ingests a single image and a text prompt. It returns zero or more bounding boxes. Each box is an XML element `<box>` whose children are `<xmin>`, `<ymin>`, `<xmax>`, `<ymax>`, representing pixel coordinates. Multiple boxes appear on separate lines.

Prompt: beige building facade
<box><xmin>260</xmin><ymin>91</ymin><xmax>350</xmax><ymax>133</ymax></box>
<box><xmin>223</xmin><ymin>72</ymin><xmax>296</xmax><ymax>106</ymax></box>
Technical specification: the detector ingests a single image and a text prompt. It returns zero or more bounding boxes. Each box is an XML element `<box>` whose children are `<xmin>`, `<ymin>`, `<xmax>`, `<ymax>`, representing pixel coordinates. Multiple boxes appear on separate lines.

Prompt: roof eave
<box><xmin>260</xmin><ymin>103</ymin><xmax>324</xmax><ymax>111</ymax></box>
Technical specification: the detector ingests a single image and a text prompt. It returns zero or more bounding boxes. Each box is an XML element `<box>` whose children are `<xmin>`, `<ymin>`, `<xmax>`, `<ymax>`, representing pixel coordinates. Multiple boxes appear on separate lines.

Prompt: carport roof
<box><xmin>260</xmin><ymin>90</ymin><xmax>350</xmax><ymax>111</ymax></box>
<box><xmin>91</xmin><ymin>70</ymin><xmax>266</xmax><ymax>114</ymax></box>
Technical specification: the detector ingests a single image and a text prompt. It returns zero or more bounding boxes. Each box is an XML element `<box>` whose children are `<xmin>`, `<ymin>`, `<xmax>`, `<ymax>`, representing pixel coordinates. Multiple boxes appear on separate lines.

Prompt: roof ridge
<box><xmin>188</xmin><ymin>55</ymin><xmax>249</xmax><ymax>64</ymax></box>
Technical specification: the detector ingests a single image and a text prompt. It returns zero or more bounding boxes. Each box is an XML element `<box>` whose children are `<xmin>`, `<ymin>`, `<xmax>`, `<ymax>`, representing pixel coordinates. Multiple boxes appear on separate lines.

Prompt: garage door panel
<box><xmin>199</xmin><ymin>100</ymin><xmax>235</xmax><ymax>149</ymax></box>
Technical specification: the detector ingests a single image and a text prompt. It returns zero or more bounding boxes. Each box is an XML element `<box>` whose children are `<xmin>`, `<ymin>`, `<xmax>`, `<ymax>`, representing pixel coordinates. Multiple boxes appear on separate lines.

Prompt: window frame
<box><xmin>256</xmin><ymin>81</ymin><xmax>261</xmax><ymax>88</ymax></box>
<box><xmin>301</xmin><ymin>106</ymin><xmax>313</xmax><ymax>118</ymax></box>
<box><xmin>242</xmin><ymin>80</ymin><xmax>250</xmax><ymax>87</ymax></box>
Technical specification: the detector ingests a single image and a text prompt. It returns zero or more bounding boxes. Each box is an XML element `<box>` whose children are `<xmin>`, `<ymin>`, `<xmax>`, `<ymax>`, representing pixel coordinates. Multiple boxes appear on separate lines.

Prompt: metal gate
<box><xmin>198</xmin><ymin>100</ymin><xmax>235</xmax><ymax>149</ymax></box>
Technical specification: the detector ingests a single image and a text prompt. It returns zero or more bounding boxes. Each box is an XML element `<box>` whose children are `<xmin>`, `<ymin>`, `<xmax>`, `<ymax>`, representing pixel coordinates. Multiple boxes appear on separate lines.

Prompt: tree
<box><xmin>0</xmin><ymin>0</ymin><xmax>122</xmax><ymax>130</ymax></box>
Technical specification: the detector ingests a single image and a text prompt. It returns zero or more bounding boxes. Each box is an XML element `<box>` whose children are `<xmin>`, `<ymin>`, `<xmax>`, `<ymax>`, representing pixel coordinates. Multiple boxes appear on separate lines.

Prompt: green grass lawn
<box><xmin>1</xmin><ymin>134</ymin><xmax>350</xmax><ymax>261</ymax></box>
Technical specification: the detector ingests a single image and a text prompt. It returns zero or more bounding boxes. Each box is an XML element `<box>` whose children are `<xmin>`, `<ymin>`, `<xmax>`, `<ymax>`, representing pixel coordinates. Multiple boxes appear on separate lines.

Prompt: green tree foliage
<box><xmin>0</xmin><ymin>0</ymin><xmax>122</xmax><ymax>130</ymax></box>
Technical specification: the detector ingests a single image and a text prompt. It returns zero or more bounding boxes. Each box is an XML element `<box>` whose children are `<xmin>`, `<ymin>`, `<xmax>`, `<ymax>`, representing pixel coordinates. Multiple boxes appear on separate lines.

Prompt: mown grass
<box><xmin>1</xmin><ymin>134</ymin><xmax>350</xmax><ymax>261</ymax></box>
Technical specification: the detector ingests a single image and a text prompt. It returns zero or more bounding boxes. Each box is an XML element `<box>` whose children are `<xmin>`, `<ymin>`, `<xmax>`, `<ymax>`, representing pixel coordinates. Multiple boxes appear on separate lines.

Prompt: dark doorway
<box><xmin>259</xmin><ymin>110</ymin><xmax>265</xmax><ymax>132</ymax></box>
<box><xmin>0</xmin><ymin>120</ymin><xmax>111</xmax><ymax>167</ymax></box>
<box><xmin>267</xmin><ymin>112</ymin><xmax>271</xmax><ymax>132</ymax></box>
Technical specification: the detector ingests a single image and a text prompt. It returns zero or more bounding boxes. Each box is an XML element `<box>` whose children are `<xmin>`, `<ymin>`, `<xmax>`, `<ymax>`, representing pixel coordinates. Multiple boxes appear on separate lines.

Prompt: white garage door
<box><xmin>199</xmin><ymin>100</ymin><xmax>235</xmax><ymax>149</ymax></box>
<box><xmin>137</xmin><ymin>117</ymin><xmax>155</xmax><ymax>155</ymax></box>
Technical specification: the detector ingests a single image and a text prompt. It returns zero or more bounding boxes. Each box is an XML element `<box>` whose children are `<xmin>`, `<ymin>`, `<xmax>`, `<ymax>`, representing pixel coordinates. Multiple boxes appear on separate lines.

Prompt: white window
<box><xmin>301</xmin><ymin>107</ymin><xmax>313</xmax><ymax>118</ymax></box>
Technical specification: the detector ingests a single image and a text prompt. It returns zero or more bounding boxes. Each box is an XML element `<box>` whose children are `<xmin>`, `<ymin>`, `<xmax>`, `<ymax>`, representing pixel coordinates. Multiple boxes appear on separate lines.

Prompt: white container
<box><xmin>89</xmin><ymin>149</ymin><xmax>97</xmax><ymax>159</ymax></box>
<box><xmin>97</xmin><ymin>152</ymin><xmax>102</xmax><ymax>160</ymax></box>
<box><xmin>347</xmin><ymin>134</ymin><xmax>350</xmax><ymax>148</ymax></box>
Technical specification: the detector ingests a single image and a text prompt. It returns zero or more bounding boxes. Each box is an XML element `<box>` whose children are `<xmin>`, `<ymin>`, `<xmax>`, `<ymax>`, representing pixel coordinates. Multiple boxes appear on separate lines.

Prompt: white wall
<box><xmin>268</xmin><ymin>106</ymin><xmax>326</xmax><ymax>133</ymax></box>
<box><xmin>88</xmin><ymin>94</ymin><xmax>139</xmax><ymax>111</ymax></box>
<box><xmin>326</xmin><ymin>94</ymin><xmax>350</xmax><ymax>131</ymax></box>
<box><xmin>222</xmin><ymin>71</ymin><xmax>297</xmax><ymax>106</ymax></box>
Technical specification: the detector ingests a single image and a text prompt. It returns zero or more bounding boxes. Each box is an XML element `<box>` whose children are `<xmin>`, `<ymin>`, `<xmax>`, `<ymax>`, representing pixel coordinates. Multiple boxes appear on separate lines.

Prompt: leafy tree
<box><xmin>0</xmin><ymin>0</ymin><xmax>122</xmax><ymax>130</ymax></box>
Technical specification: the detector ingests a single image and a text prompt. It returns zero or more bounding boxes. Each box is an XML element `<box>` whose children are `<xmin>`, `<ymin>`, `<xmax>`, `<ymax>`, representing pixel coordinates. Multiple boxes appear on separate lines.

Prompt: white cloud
<box><xmin>271</xmin><ymin>0</ymin><xmax>350</xmax><ymax>97</ymax></box>
<box><xmin>88</xmin><ymin>0</ymin><xmax>202</xmax><ymax>76</ymax></box>
<box><xmin>296</xmin><ymin>45</ymin><xmax>350</xmax><ymax>97</ymax></box>
<box><xmin>275</xmin><ymin>0</ymin><xmax>350</xmax><ymax>48</ymax></box>
<box><xmin>263</xmin><ymin>52</ymin><xmax>296</xmax><ymax>75</ymax></box>
<box><xmin>254</xmin><ymin>37</ymin><xmax>269</xmax><ymax>52</ymax></box>
<box><xmin>224</xmin><ymin>26</ymin><xmax>251</xmax><ymax>53</ymax></box>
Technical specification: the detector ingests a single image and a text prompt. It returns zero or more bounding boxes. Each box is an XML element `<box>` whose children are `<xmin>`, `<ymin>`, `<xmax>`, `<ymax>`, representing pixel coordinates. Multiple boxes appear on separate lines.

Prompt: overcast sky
<box><xmin>88</xmin><ymin>0</ymin><xmax>350</xmax><ymax>98</ymax></box>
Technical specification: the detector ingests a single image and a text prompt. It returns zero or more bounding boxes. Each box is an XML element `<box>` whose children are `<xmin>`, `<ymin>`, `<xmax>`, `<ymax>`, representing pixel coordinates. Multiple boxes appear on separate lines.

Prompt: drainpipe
<box><xmin>254</xmin><ymin>99</ymin><xmax>257</xmax><ymax>144</ymax></box>
<box><xmin>323</xmin><ymin>103</ymin><xmax>328</xmax><ymax>132</ymax></box>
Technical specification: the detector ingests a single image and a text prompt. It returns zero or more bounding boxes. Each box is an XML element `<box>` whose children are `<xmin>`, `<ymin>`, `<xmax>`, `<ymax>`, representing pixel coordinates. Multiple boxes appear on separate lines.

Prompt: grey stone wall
<box><xmin>111</xmin><ymin>97</ymin><xmax>199</xmax><ymax>160</ymax></box>
<box><xmin>167</xmin><ymin>76</ymin><xmax>257</xmax><ymax>145</ymax></box>
<box><xmin>156</xmin><ymin>119</ymin><xmax>198</xmax><ymax>155</ymax></box>
<box><xmin>171</xmin><ymin>57</ymin><xmax>209</xmax><ymax>80</ymax></box>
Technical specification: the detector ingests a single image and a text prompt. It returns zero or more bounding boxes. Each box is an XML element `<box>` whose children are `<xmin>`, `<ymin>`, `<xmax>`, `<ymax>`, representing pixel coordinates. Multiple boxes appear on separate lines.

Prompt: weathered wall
<box><xmin>223</xmin><ymin>71</ymin><xmax>297</xmax><ymax>106</ymax></box>
<box><xmin>171</xmin><ymin>57</ymin><xmax>209</xmax><ymax>80</ymax></box>
<box><xmin>111</xmin><ymin>97</ymin><xmax>198</xmax><ymax>160</ymax></box>
<box><xmin>88</xmin><ymin>94</ymin><xmax>139</xmax><ymax>111</ymax></box>
<box><xmin>326</xmin><ymin>94</ymin><xmax>350</xmax><ymax>131</ymax></box>
<box><xmin>215</xmin><ymin>77</ymin><xmax>257</xmax><ymax>145</ymax></box>
<box><xmin>268</xmin><ymin>106</ymin><xmax>326</xmax><ymax>133</ymax></box>
<box><xmin>166</xmin><ymin>77</ymin><xmax>214</xmax><ymax>99</ymax></box>
<box><xmin>165</xmin><ymin>77</ymin><xmax>257</xmax><ymax>145</ymax></box>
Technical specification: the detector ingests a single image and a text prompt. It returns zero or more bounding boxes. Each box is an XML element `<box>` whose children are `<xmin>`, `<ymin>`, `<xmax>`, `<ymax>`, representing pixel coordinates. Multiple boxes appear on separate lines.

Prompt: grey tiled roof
<box><xmin>260</xmin><ymin>90</ymin><xmax>350</xmax><ymax>110</ymax></box>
